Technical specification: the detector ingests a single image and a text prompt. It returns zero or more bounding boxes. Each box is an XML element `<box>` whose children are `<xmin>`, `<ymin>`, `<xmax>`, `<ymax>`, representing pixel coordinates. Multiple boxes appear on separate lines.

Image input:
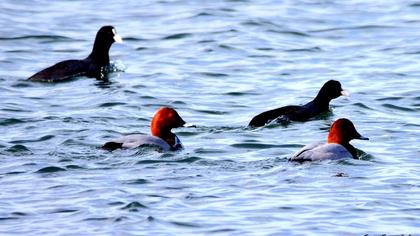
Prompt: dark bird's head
<box><xmin>316</xmin><ymin>80</ymin><xmax>349</xmax><ymax>102</ymax></box>
<box><xmin>96</xmin><ymin>26</ymin><xmax>123</xmax><ymax>45</ymax></box>
<box><xmin>89</xmin><ymin>26</ymin><xmax>123</xmax><ymax>64</ymax></box>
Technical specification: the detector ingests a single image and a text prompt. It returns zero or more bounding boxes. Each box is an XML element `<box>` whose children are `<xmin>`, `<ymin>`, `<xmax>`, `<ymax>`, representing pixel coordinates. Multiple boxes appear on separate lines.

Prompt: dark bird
<box><xmin>248</xmin><ymin>80</ymin><xmax>348</xmax><ymax>127</ymax></box>
<box><xmin>28</xmin><ymin>25</ymin><xmax>122</xmax><ymax>82</ymax></box>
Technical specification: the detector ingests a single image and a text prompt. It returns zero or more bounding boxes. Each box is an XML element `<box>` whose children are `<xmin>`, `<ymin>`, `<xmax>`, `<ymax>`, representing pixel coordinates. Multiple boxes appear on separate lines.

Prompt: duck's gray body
<box><xmin>104</xmin><ymin>134</ymin><xmax>182</xmax><ymax>151</ymax></box>
<box><xmin>290</xmin><ymin>142</ymin><xmax>353</xmax><ymax>161</ymax></box>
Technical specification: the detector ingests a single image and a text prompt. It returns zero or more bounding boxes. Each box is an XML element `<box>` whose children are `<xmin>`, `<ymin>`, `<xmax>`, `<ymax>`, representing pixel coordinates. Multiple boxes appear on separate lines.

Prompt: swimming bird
<box><xmin>248</xmin><ymin>80</ymin><xmax>348</xmax><ymax>127</ymax></box>
<box><xmin>102</xmin><ymin>107</ymin><xmax>186</xmax><ymax>151</ymax></box>
<box><xmin>28</xmin><ymin>25</ymin><xmax>123</xmax><ymax>82</ymax></box>
<box><xmin>289</xmin><ymin>118</ymin><xmax>368</xmax><ymax>162</ymax></box>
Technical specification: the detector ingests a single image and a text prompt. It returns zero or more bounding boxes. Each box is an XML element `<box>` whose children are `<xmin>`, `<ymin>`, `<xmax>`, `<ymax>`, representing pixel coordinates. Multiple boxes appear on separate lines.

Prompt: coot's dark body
<box><xmin>28</xmin><ymin>26</ymin><xmax>122</xmax><ymax>82</ymax></box>
<box><xmin>249</xmin><ymin>80</ymin><xmax>347</xmax><ymax>127</ymax></box>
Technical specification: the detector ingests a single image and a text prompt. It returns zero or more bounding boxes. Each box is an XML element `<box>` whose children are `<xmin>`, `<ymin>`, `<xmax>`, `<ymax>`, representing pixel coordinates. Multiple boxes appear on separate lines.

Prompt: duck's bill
<box><xmin>341</xmin><ymin>90</ymin><xmax>350</xmax><ymax>96</ymax></box>
<box><xmin>357</xmin><ymin>135</ymin><xmax>369</xmax><ymax>140</ymax></box>
<box><xmin>183</xmin><ymin>123</ymin><xmax>197</xmax><ymax>128</ymax></box>
<box><xmin>113</xmin><ymin>33</ymin><xmax>123</xmax><ymax>43</ymax></box>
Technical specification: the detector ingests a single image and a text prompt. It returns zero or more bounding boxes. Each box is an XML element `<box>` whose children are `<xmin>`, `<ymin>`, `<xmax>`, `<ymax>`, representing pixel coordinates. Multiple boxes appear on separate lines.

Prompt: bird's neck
<box><xmin>152</xmin><ymin>128</ymin><xmax>176</xmax><ymax>147</ymax></box>
<box><xmin>328</xmin><ymin>135</ymin><xmax>357</xmax><ymax>158</ymax></box>
<box><xmin>312</xmin><ymin>93</ymin><xmax>331</xmax><ymax>110</ymax></box>
<box><xmin>342</xmin><ymin>143</ymin><xmax>358</xmax><ymax>158</ymax></box>
<box><xmin>327</xmin><ymin>132</ymin><xmax>344</xmax><ymax>145</ymax></box>
<box><xmin>88</xmin><ymin>40</ymin><xmax>111</xmax><ymax>65</ymax></box>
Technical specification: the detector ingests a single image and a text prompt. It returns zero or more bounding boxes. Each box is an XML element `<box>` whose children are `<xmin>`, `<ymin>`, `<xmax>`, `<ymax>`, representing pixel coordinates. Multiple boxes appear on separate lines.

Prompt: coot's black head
<box><xmin>316</xmin><ymin>80</ymin><xmax>348</xmax><ymax>101</ymax></box>
<box><xmin>96</xmin><ymin>26</ymin><xmax>123</xmax><ymax>45</ymax></box>
<box><xmin>89</xmin><ymin>26</ymin><xmax>123</xmax><ymax>64</ymax></box>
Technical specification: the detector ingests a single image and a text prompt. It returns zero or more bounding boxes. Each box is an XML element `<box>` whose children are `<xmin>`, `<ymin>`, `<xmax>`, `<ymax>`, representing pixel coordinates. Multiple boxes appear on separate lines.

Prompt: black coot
<box><xmin>248</xmin><ymin>80</ymin><xmax>348</xmax><ymax>127</ymax></box>
<box><xmin>28</xmin><ymin>26</ymin><xmax>122</xmax><ymax>82</ymax></box>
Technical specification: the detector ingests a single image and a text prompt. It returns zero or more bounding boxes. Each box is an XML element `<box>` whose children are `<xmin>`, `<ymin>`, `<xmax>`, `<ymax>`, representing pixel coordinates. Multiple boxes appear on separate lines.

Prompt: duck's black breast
<box><xmin>27</xmin><ymin>59</ymin><xmax>97</xmax><ymax>82</ymax></box>
<box><xmin>102</xmin><ymin>141</ymin><xmax>123</xmax><ymax>151</ymax></box>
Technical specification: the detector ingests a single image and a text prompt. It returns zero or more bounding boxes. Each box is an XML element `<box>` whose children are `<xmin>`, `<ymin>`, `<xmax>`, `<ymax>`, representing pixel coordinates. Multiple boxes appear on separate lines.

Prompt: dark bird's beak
<box><xmin>112</xmin><ymin>29</ymin><xmax>123</xmax><ymax>43</ymax></box>
<box><xmin>341</xmin><ymin>89</ymin><xmax>350</xmax><ymax>96</ymax></box>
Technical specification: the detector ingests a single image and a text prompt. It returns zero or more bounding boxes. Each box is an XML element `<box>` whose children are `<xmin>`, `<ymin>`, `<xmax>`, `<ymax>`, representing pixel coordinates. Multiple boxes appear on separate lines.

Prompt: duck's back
<box><xmin>290</xmin><ymin>142</ymin><xmax>353</xmax><ymax>161</ymax></box>
<box><xmin>103</xmin><ymin>134</ymin><xmax>172</xmax><ymax>151</ymax></box>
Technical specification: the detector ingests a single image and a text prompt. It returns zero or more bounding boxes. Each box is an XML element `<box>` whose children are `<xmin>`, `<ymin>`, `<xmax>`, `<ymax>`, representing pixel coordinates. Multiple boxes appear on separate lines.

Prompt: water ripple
<box><xmin>0</xmin><ymin>35</ymin><xmax>70</xmax><ymax>41</ymax></box>
<box><xmin>4</xmin><ymin>144</ymin><xmax>32</xmax><ymax>154</ymax></box>
<box><xmin>121</xmin><ymin>201</ymin><xmax>148</xmax><ymax>211</ymax></box>
<box><xmin>382</xmin><ymin>103</ymin><xmax>416</xmax><ymax>112</ymax></box>
<box><xmin>10</xmin><ymin>135</ymin><xmax>55</xmax><ymax>144</ymax></box>
<box><xmin>162</xmin><ymin>33</ymin><xmax>192</xmax><ymax>40</ymax></box>
<box><xmin>35</xmin><ymin>166</ymin><xmax>66</xmax><ymax>173</ymax></box>
<box><xmin>136</xmin><ymin>156</ymin><xmax>201</xmax><ymax>165</ymax></box>
<box><xmin>310</xmin><ymin>25</ymin><xmax>397</xmax><ymax>33</ymax></box>
<box><xmin>0</xmin><ymin>118</ymin><xmax>30</xmax><ymax>126</ymax></box>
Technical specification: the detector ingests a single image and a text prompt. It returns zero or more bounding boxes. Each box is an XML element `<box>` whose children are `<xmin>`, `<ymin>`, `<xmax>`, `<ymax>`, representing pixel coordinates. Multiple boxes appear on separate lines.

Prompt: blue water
<box><xmin>1</xmin><ymin>0</ymin><xmax>419</xmax><ymax>235</ymax></box>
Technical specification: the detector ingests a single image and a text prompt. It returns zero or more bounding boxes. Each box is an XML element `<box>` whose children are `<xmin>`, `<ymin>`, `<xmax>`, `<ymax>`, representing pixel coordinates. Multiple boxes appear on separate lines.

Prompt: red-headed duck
<box><xmin>28</xmin><ymin>26</ymin><xmax>123</xmax><ymax>82</ymax></box>
<box><xmin>102</xmin><ymin>107</ymin><xmax>186</xmax><ymax>151</ymax></box>
<box><xmin>289</xmin><ymin>118</ymin><xmax>369</xmax><ymax>162</ymax></box>
<box><xmin>249</xmin><ymin>80</ymin><xmax>349</xmax><ymax>127</ymax></box>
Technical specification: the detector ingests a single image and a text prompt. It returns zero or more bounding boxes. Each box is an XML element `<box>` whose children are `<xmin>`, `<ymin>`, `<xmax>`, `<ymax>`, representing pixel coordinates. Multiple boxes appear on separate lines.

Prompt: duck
<box><xmin>289</xmin><ymin>118</ymin><xmax>369</xmax><ymax>162</ymax></box>
<box><xmin>102</xmin><ymin>107</ymin><xmax>186</xmax><ymax>151</ymax></box>
<box><xmin>28</xmin><ymin>25</ymin><xmax>122</xmax><ymax>82</ymax></box>
<box><xmin>248</xmin><ymin>80</ymin><xmax>349</xmax><ymax>127</ymax></box>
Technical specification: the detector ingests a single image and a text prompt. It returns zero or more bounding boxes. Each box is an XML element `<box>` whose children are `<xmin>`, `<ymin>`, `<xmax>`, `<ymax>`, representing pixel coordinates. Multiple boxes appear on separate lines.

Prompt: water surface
<box><xmin>0</xmin><ymin>0</ymin><xmax>419</xmax><ymax>235</ymax></box>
